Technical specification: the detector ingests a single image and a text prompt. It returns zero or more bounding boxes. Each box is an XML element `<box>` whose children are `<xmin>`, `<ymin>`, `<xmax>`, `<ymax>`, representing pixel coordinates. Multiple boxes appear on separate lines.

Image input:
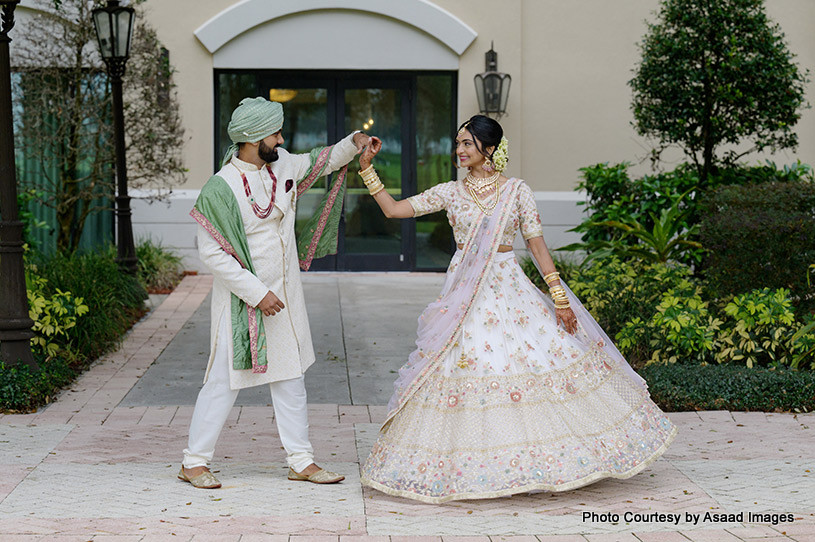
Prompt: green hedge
<box><xmin>699</xmin><ymin>181</ymin><xmax>815</xmax><ymax>307</ymax></box>
<box><xmin>641</xmin><ymin>363</ymin><xmax>815</xmax><ymax>412</ymax></box>
<box><xmin>1</xmin><ymin>246</ymin><xmax>149</xmax><ymax>411</ymax></box>
<box><xmin>0</xmin><ymin>356</ymin><xmax>76</xmax><ymax>412</ymax></box>
<box><xmin>30</xmin><ymin>247</ymin><xmax>147</xmax><ymax>361</ymax></box>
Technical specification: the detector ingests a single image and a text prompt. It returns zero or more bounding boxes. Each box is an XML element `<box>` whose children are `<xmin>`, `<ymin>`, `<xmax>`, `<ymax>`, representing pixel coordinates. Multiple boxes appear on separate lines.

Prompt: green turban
<box><xmin>221</xmin><ymin>97</ymin><xmax>284</xmax><ymax>167</ymax></box>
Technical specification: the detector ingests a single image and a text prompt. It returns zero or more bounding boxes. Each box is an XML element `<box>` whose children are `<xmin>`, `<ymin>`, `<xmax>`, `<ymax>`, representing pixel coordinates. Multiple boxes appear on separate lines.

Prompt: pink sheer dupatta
<box><xmin>527</xmin><ymin>250</ymin><xmax>647</xmax><ymax>389</ymax></box>
<box><xmin>384</xmin><ymin>179</ymin><xmax>521</xmax><ymax>428</ymax></box>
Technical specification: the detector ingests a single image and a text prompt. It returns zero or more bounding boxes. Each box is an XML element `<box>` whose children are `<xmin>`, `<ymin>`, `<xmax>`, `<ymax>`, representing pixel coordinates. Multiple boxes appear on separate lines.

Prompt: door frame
<box><xmin>335</xmin><ymin>75</ymin><xmax>413</xmax><ymax>271</ymax></box>
<box><xmin>213</xmin><ymin>69</ymin><xmax>457</xmax><ymax>271</ymax></box>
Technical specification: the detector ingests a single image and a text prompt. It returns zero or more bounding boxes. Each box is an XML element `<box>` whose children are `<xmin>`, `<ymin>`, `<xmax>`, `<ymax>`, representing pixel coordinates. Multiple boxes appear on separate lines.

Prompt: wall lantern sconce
<box><xmin>473</xmin><ymin>42</ymin><xmax>511</xmax><ymax>119</ymax></box>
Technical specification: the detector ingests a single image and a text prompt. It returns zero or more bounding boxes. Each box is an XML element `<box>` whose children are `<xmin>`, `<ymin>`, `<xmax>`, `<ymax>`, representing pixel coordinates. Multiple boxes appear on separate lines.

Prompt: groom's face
<box><xmin>259</xmin><ymin>130</ymin><xmax>284</xmax><ymax>163</ymax></box>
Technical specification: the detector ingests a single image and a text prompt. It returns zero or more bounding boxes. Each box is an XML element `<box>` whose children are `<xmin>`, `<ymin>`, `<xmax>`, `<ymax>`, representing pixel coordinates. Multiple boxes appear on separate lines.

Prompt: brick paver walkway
<box><xmin>1</xmin><ymin>276</ymin><xmax>813</xmax><ymax>541</ymax></box>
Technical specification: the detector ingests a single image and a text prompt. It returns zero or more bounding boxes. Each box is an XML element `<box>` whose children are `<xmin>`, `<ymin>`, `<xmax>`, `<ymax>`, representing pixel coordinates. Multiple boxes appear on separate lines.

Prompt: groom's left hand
<box><xmin>353</xmin><ymin>132</ymin><xmax>373</xmax><ymax>153</ymax></box>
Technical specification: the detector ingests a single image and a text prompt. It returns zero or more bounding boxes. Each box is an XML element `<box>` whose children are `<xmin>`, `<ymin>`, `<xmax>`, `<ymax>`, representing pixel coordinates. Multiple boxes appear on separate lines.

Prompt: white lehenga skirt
<box><xmin>361</xmin><ymin>251</ymin><xmax>678</xmax><ymax>504</ymax></box>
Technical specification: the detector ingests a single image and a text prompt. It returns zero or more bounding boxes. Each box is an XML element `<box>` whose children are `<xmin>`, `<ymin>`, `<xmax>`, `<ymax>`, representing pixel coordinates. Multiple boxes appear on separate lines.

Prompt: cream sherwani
<box><xmin>183</xmin><ymin>133</ymin><xmax>358</xmax><ymax>471</ymax></box>
<box><xmin>197</xmin><ymin>133</ymin><xmax>359</xmax><ymax>390</ymax></box>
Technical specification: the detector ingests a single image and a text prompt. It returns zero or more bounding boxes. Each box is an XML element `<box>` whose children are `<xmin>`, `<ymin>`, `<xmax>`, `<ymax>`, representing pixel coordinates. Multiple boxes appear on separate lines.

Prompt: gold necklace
<box><xmin>464</xmin><ymin>171</ymin><xmax>500</xmax><ymax>194</ymax></box>
<box><xmin>467</xmin><ymin>179</ymin><xmax>500</xmax><ymax>215</ymax></box>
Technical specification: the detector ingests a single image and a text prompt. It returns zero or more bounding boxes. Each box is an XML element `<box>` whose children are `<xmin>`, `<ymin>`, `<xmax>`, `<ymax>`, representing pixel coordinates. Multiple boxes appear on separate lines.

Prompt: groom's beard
<box><xmin>258</xmin><ymin>140</ymin><xmax>279</xmax><ymax>163</ymax></box>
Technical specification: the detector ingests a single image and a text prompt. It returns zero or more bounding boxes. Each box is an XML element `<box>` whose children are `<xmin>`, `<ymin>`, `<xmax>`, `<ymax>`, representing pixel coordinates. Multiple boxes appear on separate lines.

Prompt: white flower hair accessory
<box><xmin>491</xmin><ymin>136</ymin><xmax>509</xmax><ymax>172</ymax></box>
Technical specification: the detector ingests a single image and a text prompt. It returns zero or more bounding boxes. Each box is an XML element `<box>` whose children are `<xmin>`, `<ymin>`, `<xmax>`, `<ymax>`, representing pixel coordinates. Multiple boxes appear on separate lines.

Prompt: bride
<box><xmin>357</xmin><ymin>115</ymin><xmax>677</xmax><ymax>503</ymax></box>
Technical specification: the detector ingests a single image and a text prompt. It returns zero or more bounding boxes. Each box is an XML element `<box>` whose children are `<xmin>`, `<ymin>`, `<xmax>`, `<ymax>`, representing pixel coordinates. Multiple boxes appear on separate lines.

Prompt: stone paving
<box><xmin>1</xmin><ymin>275</ymin><xmax>814</xmax><ymax>542</ymax></box>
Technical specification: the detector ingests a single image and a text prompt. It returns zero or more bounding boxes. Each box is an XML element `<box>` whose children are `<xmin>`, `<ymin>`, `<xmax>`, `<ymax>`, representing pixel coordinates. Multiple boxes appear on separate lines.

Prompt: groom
<box><xmin>181</xmin><ymin>97</ymin><xmax>371</xmax><ymax>489</ymax></box>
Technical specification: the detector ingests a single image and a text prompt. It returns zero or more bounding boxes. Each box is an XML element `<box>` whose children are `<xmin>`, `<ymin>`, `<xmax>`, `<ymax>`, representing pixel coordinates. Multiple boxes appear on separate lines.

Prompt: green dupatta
<box><xmin>190</xmin><ymin>145</ymin><xmax>348</xmax><ymax>372</ymax></box>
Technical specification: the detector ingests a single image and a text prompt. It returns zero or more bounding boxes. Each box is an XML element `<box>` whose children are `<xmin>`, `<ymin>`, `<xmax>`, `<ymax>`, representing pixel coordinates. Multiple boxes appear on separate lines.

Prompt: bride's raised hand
<box><xmin>359</xmin><ymin>136</ymin><xmax>382</xmax><ymax>170</ymax></box>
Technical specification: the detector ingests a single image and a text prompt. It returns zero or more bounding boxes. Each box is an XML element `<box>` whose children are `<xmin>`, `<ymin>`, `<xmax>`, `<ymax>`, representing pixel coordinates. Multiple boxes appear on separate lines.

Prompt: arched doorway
<box><xmin>197</xmin><ymin>0</ymin><xmax>476</xmax><ymax>271</ymax></box>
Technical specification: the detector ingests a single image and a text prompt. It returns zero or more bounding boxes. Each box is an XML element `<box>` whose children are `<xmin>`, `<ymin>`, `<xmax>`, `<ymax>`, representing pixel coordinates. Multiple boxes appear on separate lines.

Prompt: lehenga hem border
<box><xmin>360</xmin><ymin>423</ymin><xmax>678</xmax><ymax>505</ymax></box>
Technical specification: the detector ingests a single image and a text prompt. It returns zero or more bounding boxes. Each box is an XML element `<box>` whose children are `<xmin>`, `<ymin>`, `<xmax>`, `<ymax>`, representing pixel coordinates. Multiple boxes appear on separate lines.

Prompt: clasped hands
<box><xmin>357</xmin><ymin>135</ymin><xmax>382</xmax><ymax>170</ymax></box>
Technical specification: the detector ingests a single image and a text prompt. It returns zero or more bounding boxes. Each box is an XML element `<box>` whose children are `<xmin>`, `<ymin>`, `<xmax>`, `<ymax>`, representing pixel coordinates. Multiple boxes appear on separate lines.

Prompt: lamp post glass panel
<box><xmin>474</xmin><ymin>46</ymin><xmax>511</xmax><ymax>119</ymax></box>
<box><xmin>0</xmin><ymin>0</ymin><xmax>36</xmax><ymax>369</ymax></box>
<box><xmin>93</xmin><ymin>0</ymin><xmax>137</xmax><ymax>274</ymax></box>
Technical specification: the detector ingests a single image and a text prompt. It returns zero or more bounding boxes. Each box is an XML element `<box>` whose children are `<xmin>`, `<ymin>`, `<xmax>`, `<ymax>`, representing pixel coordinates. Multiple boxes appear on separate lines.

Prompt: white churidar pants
<box><xmin>183</xmin><ymin>316</ymin><xmax>314</xmax><ymax>472</ymax></box>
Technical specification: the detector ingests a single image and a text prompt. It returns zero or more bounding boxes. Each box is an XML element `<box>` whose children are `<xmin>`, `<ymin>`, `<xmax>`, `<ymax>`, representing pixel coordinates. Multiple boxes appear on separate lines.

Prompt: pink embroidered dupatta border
<box><xmin>190</xmin><ymin>207</ymin><xmax>267</xmax><ymax>374</ymax></box>
<box><xmin>299</xmin><ymin>166</ymin><xmax>348</xmax><ymax>271</ymax></box>
<box><xmin>297</xmin><ymin>146</ymin><xmax>332</xmax><ymax>198</ymax></box>
<box><xmin>294</xmin><ymin>145</ymin><xmax>349</xmax><ymax>271</ymax></box>
<box><xmin>383</xmin><ymin>179</ymin><xmax>521</xmax><ymax>428</ymax></box>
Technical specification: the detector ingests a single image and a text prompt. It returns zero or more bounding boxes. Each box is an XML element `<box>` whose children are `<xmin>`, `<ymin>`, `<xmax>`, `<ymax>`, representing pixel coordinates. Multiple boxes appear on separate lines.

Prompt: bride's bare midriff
<box><xmin>457</xmin><ymin>243</ymin><xmax>514</xmax><ymax>252</ymax></box>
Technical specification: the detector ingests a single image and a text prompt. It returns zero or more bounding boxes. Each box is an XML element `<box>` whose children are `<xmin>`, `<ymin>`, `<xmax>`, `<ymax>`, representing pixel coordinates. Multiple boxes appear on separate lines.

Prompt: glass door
<box><xmin>337</xmin><ymin>80</ymin><xmax>411</xmax><ymax>271</ymax></box>
<box><xmin>214</xmin><ymin>70</ymin><xmax>456</xmax><ymax>271</ymax></box>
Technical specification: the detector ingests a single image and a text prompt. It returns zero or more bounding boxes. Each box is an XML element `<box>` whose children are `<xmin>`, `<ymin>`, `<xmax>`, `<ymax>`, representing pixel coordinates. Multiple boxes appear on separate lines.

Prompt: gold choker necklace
<box><xmin>465</xmin><ymin>172</ymin><xmax>501</xmax><ymax>215</ymax></box>
<box><xmin>464</xmin><ymin>171</ymin><xmax>500</xmax><ymax>195</ymax></box>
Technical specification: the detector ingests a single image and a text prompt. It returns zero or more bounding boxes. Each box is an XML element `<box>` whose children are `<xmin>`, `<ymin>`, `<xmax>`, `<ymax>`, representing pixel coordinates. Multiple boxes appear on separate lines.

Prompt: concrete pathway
<box><xmin>1</xmin><ymin>275</ymin><xmax>813</xmax><ymax>541</ymax></box>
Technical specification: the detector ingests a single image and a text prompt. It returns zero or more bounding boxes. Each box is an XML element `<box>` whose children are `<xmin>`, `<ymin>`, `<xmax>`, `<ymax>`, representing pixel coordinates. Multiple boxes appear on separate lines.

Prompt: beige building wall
<box><xmin>142</xmin><ymin>0</ymin><xmax>815</xmax><ymax>192</ymax></box>
<box><xmin>127</xmin><ymin>0</ymin><xmax>814</xmax><ymax>268</ymax></box>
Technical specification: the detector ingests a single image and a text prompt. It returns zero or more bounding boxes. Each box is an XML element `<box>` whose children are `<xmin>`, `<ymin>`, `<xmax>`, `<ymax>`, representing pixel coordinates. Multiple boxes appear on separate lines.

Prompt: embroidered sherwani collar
<box><xmin>229</xmin><ymin>153</ymin><xmax>266</xmax><ymax>173</ymax></box>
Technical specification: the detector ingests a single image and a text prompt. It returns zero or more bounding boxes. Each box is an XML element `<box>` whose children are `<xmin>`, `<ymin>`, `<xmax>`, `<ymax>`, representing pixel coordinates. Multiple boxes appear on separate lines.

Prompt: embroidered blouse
<box><xmin>407</xmin><ymin>179</ymin><xmax>544</xmax><ymax>245</ymax></box>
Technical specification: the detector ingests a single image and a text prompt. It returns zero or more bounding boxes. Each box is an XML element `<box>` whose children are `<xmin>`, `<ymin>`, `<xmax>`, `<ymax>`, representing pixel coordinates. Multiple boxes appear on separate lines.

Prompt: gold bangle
<box><xmin>543</xmin><ymin>271</ymin><xmax>560</xmax><ymax>283</ymax></box>
<box><xmin>368</xmin><ymin>184</ymin><xmax>385</xmax><ymax>196</ymax></box>
<box><xmin>360</xmin><ymin>165</ymin><xmax>378</xmax><ymax>182</ymax></box>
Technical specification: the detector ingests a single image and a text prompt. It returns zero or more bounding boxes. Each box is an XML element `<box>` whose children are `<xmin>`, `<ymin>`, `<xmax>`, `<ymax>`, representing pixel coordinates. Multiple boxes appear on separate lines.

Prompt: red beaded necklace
<box><xmin>234</xmin><ymin>163</ymin><xmax>277</xmax><ymax>219</ymax></box>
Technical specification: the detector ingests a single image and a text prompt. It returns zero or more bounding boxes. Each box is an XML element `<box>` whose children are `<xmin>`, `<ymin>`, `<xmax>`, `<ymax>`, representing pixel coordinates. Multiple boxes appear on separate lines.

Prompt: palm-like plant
<box><xmin>560</xmin><ymin>192</ymin><xmax>703</xmax><ymax>264</ymax></box>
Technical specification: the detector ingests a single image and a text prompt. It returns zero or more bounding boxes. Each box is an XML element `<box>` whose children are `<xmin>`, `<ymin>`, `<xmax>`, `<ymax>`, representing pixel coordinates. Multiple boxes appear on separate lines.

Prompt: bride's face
<box><xmin>456</xmin><ymin>129</ymin><xmax>486</xmax><ymax>169</ymax></box>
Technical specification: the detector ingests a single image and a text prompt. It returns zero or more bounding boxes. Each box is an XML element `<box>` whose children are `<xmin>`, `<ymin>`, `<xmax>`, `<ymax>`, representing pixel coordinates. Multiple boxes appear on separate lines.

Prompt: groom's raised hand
<box><xmin>353</xmin><ymin>132</ymin><xmax>373</xmax><ymax>153</ymax></box>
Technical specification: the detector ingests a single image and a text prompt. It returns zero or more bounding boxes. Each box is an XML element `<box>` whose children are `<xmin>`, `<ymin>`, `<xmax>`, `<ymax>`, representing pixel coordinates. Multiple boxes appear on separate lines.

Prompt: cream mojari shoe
<box><xmin>178</xmin><ymin>467</ymin><xmax>222</xmax><ymax>489</ymax></box>
<box><xmin>287</xmin><ymin>467</ymin><xmax>345</xmax><ymax>484</ymax></box>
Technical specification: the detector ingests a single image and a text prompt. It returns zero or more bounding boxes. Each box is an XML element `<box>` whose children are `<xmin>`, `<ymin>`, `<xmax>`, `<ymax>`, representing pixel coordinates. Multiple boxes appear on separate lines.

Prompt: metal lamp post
<box><xmin>0</xmin><ymin>0</ymin><xmax>36</xmax><ymax>370</ymax></box>
<box><xmin>92</xmin><ymin>0</ymin><xmax>137</xmax><ymax>274</ymax></box>
<box><xmin>473</xmin><ymin>42</ymin><xmax>511</xmax><ymax>119</ymax></box>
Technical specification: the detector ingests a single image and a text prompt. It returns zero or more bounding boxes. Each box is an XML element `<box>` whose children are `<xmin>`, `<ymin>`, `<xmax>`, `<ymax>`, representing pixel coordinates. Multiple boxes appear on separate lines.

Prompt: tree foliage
<box><xmin>629</xmin><ymin>0</ymin><xmax>810</xmax><ymax>182</ymax></box>
<box><xmin>12</xmin><ymin>0</ymin><xmax>185</xmax><ymax>253</ymax></box>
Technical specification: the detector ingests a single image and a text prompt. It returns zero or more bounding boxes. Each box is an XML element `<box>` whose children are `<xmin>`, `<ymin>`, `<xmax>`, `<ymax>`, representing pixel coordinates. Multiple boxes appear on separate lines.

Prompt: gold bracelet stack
<box><xmin>359</xmin><ymin>165</ymin><xmax>384</xmax><ymax>196</ymax></box>
<box><xmin>543</xmin><ymin>271</ymin><xmax>560</xmax><ymax>286</ymax></box>
<box><xmin>549</xmin><ymin>285</ymin><xmax>570</xmax><ymax>310</ymax></box>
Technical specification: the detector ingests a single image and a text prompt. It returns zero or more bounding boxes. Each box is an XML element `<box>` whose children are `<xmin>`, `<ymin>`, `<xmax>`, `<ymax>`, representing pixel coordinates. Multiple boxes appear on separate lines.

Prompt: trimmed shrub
<box><xmin>564</xmin><ymin>256</ymin><xmax>696</xmax><ymax>344</ymax></box>
<box><xmin>569</xmin><ymin>162</ymin><xmax>813</xmax><ymax>266</ymax></box>
<box><xmin>699</xmin><ymin>181</ymin><xmax>815</xmax><ymax>307</ymax></box>
<box><xmin>29</xmin><ymin>247</ymin><xmax>146</xmax><ymax>361</ymax></box>
<box><xmin>617</xmin><ymin>288</ymin><xmax>722</xmax><ymax>366</ymax></box>
<box><xmin>572</xmin><ymin>162</ymin><xmax>699</xmax><ymax>247</ymax></box>
<box><xmin>715</xmin><ymin>288</ymin><xmax>798</xmax><ymax>368</ymax></box>
<box><xmin>640</xmin><ymin>363</ymin><xmax>815</xmax><ymax>412</ymax></box>
<box><xmin>0</xmin><ymin>356</ymin><xmax>76</xmax><ymax>412</ymax></box>
<box><xmin>713</xmin><ymin>161</ymin><xmax>814</xmax><ymax>187</ymax></box>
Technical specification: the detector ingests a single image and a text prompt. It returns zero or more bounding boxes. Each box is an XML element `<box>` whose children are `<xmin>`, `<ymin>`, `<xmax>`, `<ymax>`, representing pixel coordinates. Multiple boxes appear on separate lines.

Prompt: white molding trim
<box><xmin>194</xmin><ymin>0</ymin><xmax>477</xmax><ymax>55</ymax></box>
<box><xmin>532</xmin><ymin>190</ymin><xmax>587</xmax><ymax>201</ymax></box>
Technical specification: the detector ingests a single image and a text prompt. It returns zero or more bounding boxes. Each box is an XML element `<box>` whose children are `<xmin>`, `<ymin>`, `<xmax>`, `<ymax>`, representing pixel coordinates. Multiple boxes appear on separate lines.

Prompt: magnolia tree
<box><xmin>12</xmin><ymin>0</ymin><xmax>185</xmax><ymax>253</ymax></box>
<box><xmin>629</xmin><ymin>0</ymin><xmax>810</xmax><ymax>182</ymax></box>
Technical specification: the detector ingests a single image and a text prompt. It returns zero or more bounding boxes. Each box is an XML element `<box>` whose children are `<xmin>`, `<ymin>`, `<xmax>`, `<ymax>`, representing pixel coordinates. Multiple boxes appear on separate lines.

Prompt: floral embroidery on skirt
<box><xmin>361</xmin><ymin>252</ymin><xmax>677</xmax><ymax>504</ymax></box>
